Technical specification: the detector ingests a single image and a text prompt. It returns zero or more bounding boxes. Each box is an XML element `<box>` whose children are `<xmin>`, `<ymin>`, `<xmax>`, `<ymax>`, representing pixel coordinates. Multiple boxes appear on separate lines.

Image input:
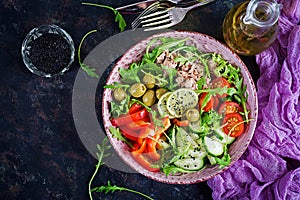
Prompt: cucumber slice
<box><xmin>185</xmin><ymin>148</ymin><xmax>207</xmax><ymax>159</ymax></box>
<box><xmin>189</xmin><ymin>121</ymin><xmax>204</xmax><ymax>133</ymax></box>
<box><xmin>174</xmin><ymin>157</ymin><xmax>204</xmax><ymax>171</ymax></box>
<box><xmin>203</xmin><ymin>136</ymin><xmax>224</xmax><ymax>156</ymax></box>
<box><xmin>176</xmin><ymin>127</ymin><xmax>198</xmax><ymax>148</ymax></box>
<box><xmin>158</xmin><ymin>139</ymin><xmax>171</xmax><ymax>149</ymax></box>
<box><xmin>157</xmin><ymin>92</ymin><xmax>175</xmax><ymax>118</ymax></box>
<box><xmin>166</xmin><ymin>88</ymin><xmax>198</xmax><ymax>117</ymax></box>
<box><xmin>207</xmin><ymin>155</ymin><xmax>217</xmax><ymax>165</ymax></box>
<box><xmin>213</xmin><ymin>128</ymin><xmax>235</xmax><ymax>144</ymax></box>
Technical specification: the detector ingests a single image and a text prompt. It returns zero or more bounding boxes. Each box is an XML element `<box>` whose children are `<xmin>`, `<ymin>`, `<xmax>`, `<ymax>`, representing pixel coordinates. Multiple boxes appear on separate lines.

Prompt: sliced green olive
<box><xmin>186</xmin><ymin>108</ymin><xmax>200</xmax><ymax>122</ymax></box>
<box><xmin>113</xmin><ymin>88</ymin><xmax>126</xmax><ymax>102</ymax></box>
<box><xmin>142</xmin><ymin>90</ymin><xmax>156</xmax><ymax>107</ymax></box>
<box><xmin>129</xmin><ymin>83</ymin><xmax>147</xmax><ymax>98</ymax></box>
<box><xmin>143</xmin><ymin>74</ymin><xmax>155</xmax><ymax>89</ymax></box>
<box><xmin>156</xmin><ymin>88</ymin><xmax>168</xmax><ymax>99</ymax></box>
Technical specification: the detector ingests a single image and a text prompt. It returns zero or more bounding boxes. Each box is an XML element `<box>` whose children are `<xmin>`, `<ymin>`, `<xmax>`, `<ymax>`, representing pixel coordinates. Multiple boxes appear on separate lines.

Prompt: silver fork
<box><xmin>137</xmin><ymin>0</ymin><xmax>215</xmax><ymax>31</ymax></box>
<box><xmin>131</xmin><ymin>0</ymin><xmax>199</xmax><ymax>30</ymax></box>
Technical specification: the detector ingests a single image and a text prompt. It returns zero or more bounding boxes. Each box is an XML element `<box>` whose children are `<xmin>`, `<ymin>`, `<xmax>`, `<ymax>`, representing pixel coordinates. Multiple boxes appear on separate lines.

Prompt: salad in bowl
<box><xmin>102</xmin><ymin>31</ymin><xmax>257</xmax><ymax>184</ymax></box>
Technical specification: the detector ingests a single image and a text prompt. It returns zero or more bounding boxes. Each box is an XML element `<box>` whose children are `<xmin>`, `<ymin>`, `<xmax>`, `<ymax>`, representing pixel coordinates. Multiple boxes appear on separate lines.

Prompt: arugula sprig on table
<box><xmin>92</xmin><ymin>181</ymin><xmax>154</xmax><ymax>200</ymax></box>
<box><xmin>82</xmin><ymin>2</ymin><xmax>126</xmax><ymax>32</ymax></box>
<box><xmin>78</xmin><ymin>29</ymin><xmax>100</xmax><ymax>78</ymax></box>
<box><xmin>88</xmin><ymin>138</ymin><xmax>154</xmax><ymax>200</ymax></box>
<box><xmin>78</xmin><ymin>2</ymin><xmax>127</xmax><ymax>78</ymax></box>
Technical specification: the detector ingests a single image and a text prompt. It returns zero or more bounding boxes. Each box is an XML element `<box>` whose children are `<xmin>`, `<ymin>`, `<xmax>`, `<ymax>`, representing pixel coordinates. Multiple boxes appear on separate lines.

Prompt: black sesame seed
<box><xmin>29</xmin><ymin>33</ymin><xmax>71</xmax><ymax>74</ymax></box>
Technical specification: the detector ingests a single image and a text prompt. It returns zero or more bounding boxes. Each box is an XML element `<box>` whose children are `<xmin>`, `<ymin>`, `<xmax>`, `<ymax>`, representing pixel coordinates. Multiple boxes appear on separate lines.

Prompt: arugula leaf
<box><xmin>215</xmin><ymin>146</ymin><xmax>231</xmax><ymax>168</ymax></box>
<box><xmin>161</xmin><ymin>65</ymin><xmax>178</xmax><ymax>91</ymax></box>
<box><xmin>109</xmin><ymin>127</ymin><xmax>133</xmax><ymax>148</ymax></box>
<box><xmin>88</xmin><ymin>138</ymin><xmax>153</xmax><ymax>200</ymax></box>
<box><xmin>88</xmin><ymin>138</ymin><xmax>111</xmax><ymax>200</ymax></box>
<box><xmin>92</xmin><ymin>181</ymin><xmax>154</xmax><ymax>200</ymax></box>
<box><xmin>201</xmin><ymin>110</ymin><xmax>222</xmax><ymax>127</ymax></box>
<box><xmin>82</xmin><ymin>2</ymin><xmax>126</xmax><ymax>32</ymax></box>
<box><xmin>110</xmin><ymin>95</ymin><xmax>130</xmax><ymax>117</ymax></box>
<box><xmin>158</xmin><ymin>38</ymin><xmax>189</xmax><ymax>51</ymax></box>
<box><xmin>104</xmin><ymin>82</ymin><xmax>130</xmax><ymax>89</ymax></box>
<box><xmin>162</xmin><ymin>165</ymin><xmax>194</xmax><ymax>176</ymax></box>
<box><xmin>145</xmin><ymin>38</ymin><xmax>158</xmax><ymax>59</ymax></box>
<box><xmin>78</xmin><ymin>30</ymin><xmax>99</xmax><ymax>78</ymax></box>
<box><xmin>80</xmin><ymin>63</ymin><xmax>100</xmax><ymax>78</ymax></box>
<box><xmin>119</xmin><ymin>63</ymin><xmax>141</xmax><ymax>84</ymax></box>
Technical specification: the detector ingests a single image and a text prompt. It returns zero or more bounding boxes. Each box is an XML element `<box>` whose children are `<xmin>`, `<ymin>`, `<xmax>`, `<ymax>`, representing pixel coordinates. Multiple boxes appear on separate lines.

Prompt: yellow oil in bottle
<box><xmin>223</xmin><ymin>0</ymin><xmax>280</xmax><ymax>56</ymax></box>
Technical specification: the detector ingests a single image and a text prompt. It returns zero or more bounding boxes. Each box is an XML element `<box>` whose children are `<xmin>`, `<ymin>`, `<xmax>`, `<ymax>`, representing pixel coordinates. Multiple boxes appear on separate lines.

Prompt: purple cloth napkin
<box><xmin>207</xmin><ymin>1</ymin><xmax>300</xmax><ymax>199</ymax></box>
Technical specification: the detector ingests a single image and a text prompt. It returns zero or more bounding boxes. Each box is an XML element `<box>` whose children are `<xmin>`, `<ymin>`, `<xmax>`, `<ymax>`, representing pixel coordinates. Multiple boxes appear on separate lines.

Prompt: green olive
<box><xmin>186</xmin><ymin>108</ymin><xmax>200</xmax><ymax>122</ymax></box>
<box><xmin>113</xmin><ymin>88</ymin><xmax>126</xmax><ymax>102</ymax></box>
<box><xmin>142</xmin><ymin>90</ymin><xmax>156</xmax><ymax>107</ymax></box>
<box><xmin>129</xmin><ymin>83</ymin><xmax>147</xmax><ymax>98</ymax></box>
<box><xmin>155</xmin><ymin>88</ymin><xmax>168</xmax><ymax>99</ymax></box>
<box><xmin>143</xmin><ymin>74</ymin><xmax>155</xmax><ymax>89</ymax></box>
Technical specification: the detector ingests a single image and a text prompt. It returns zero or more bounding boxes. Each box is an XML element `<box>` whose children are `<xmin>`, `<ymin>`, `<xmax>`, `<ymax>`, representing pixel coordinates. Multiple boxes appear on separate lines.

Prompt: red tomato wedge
<box><xmin>199</xmin><ymin>92</ymin><xmax>214</xmax><ymax>112</ymax></box>
<box><xmin>222</xmin><ymin>113</ymin><xmax>245</xmax><ymax>137</ymax></box>
<box><xmin>211</xmin><ymin>77</ymin><xmax>231</xmax><ymax>98</ymax></box>
<box><xmin>219</xmin><ymin>101</ymin><xmax>242</xmax><ymax>115</ymax></box>
<box><xmin>213</xmin><ymin>96</ymin><xmax>220</xmax><ymax>110</ymax></box>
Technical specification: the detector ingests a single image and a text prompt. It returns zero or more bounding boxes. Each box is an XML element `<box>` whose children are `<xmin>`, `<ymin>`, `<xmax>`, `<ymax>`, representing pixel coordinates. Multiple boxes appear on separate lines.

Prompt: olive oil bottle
<box><xmin>223</xmin><ymin>0</ymin><xmax>281</xmax><ymax>56</ymax></box>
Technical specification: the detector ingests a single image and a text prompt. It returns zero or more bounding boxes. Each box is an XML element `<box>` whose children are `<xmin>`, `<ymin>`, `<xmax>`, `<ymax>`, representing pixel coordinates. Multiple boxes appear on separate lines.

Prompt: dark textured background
<box><xmin>0</xmin><ymin>0</ymin><xmax>259</xmax><ymax>199</ymax></box>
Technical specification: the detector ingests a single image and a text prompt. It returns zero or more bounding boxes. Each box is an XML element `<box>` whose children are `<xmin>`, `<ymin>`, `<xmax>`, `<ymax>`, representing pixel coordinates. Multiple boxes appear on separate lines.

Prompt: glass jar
<box><xmin>21</xmin><ymin>24</ymin><xmax>75</xmax><ymax>77</ymax></box>
<box><xmin>222</xmin><ymin>0</ymin><xmax>281</xmax><ymax>56</ymax></box>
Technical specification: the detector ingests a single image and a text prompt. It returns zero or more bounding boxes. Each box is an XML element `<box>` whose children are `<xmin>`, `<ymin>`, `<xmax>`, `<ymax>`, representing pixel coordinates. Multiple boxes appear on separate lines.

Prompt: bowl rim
<box><xmin>102</xmin><ymin>30</ymin><xmax>258</xmax><ymax>184</ymax></box>
<box><xmin>21</xmin><ymin>24</ymin><xmax>75</xmax><ymax>78</ymax></box>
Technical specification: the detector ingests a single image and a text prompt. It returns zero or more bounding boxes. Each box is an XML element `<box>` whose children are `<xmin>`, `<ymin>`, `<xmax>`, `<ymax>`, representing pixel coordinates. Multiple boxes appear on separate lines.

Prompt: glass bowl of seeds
<box><xmin>21</xmin><ymin>24</ymin><xmax>75</xmax><ymax>77</ymax></box>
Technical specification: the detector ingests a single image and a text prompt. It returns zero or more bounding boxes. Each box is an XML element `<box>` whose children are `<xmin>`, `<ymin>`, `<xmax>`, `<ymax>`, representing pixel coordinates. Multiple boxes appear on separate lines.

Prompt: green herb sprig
<box><xmin>92</xmin><ymin>181</ymin><xmax>154</xmax><ymax>200</ymax></box>
<box><xmin>88</xmin><ymin>138</ymin><xmax>111</xmax><ymax>200</ymax></box>
<box><xmin>109</xmin><ymin>127</ymin><xmax>133</xmax><ymax>148</ymax></box>
<box><xmin>88</xmin><ymin>138</ymin><xmax>154</xmax><ymax>200</ymax></box>
<box><xmin>82</xmin><ymin>2</ymin><xmax>127</xmax><ymax>32</ymax></box>
<box><xmin>78</xmin><ymin>29</ymin><xmax>100</xmax><ymax>78</ymax></box>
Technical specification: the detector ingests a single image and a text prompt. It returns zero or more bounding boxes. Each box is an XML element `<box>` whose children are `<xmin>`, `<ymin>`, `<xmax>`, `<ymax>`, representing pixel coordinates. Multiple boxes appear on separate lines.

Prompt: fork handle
<box><xmin>183</xmin><ymin>0</ymin><xmax>215</xmax><ymax>11</ymax></box>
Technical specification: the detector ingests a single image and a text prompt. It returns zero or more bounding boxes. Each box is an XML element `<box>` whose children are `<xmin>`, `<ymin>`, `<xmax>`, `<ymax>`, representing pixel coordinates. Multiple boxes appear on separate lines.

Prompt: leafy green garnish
<box><xmin>162</xmin><ymin>165</ymin><xmax>194</xmax><ymax>176</ymax></box>
<box><xmin>88</xmin><ymin>138</ymin><xmax>111</xmax><ymax>200</ymax></box>
<box><xmin>78</xmin><ymin>29</ymin><xmax>99</xmax><ymax>78</ymax></box>
<box><xmin>88</xmin><ymin>138</ymin><xmax>153</xmax><ymax>200</ymax></box>
<box><xmin>119</xmin><ymin>63</ymin><xmax>141</xmax><ymax>84</ymax></box>
<box><xmin>82</xmin><ymin>2</ymin><xmax>126</xmax><ymax>32</ymax></box>
<box><xmin>215</xmin><ymin>145</ymin><xmax>231</xmax><ymax>168</ymax></box>
<box><xmin>109</xmin><ymin>127</ymin><xmax>133</xmax><ymax>148</ymax></box>
<box><xmin>161</xmin><ymin>65</ymin><xmax>178</xmax><ymax>90</ymax></box>
<box><xmin>110</xmin><ymin>95</ymin><xmax>130</xmax><ymax>117</ymax></box>
<box><xmin>104</xmin><ymin>82</ymin><xmax>130</xmax><ymax>89</ymax></box>
<box><xmin>92</xmin><ymin>181</ymin><xmax>154</xmax><ymax>200</ymax></box>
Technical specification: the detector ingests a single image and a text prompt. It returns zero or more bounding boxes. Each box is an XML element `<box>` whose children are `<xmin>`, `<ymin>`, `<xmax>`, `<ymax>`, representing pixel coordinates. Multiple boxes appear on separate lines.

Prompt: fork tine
<box><xmin>140</xmin><ymin>9</ymin><xmax>170</xmax><ymax>20</ymax></box>
<box><xmin>131</xmin><ymin>2</ymin><xmax>160</xmax><ymax>30</ymax></box>
<box><xmin>142</xmin><ymin>17</ymin><xmax>172</xmax><ymax>27</ymax></box>
<box><xmin>143</xmin><ymin>22</ymin><xmax>175</xmax><ymax>31</ymax></box>
<box><xmin>141</xmin><ymin>12</ymin><xmax>171</xmax><ymax>24</ymax></box>
<box><xmin>141</xmin><ymin>14</ymin><xmax>170</xmax><ymax>24</ymax></box>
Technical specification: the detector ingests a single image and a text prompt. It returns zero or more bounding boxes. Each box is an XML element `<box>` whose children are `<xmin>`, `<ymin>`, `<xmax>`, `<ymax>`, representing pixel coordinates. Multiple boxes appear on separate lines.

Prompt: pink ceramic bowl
<box><xmin>102</xmin><ymin>31</ymin><xmax>258</xmax><ymax>184</ymax></box>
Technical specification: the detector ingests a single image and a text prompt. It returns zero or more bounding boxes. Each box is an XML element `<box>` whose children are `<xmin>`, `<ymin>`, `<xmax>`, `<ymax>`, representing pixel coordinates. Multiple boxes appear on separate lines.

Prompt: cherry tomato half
<box><xmin>199</xmin><ymin>92</ymin><xmax>214</xmax><ymax>112</ymax></box>
<box><xmin>222</xmin><ymin>113</ymin><xmax>245</xmax><ymax>137</ymax></box>
<box><xmin>219</xmin><ymin>101</ymin><xmax>242</xmax><ymax>115</ymax></box>
<box><xmin>211</xmin><ymin>77</ymin><xmax>231</xmax><ymax>98</ymax></box>
<box><xmin>213</xmin><ymin>96</ymin><xmax>220</xmax><ymax>110</ymax></box>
